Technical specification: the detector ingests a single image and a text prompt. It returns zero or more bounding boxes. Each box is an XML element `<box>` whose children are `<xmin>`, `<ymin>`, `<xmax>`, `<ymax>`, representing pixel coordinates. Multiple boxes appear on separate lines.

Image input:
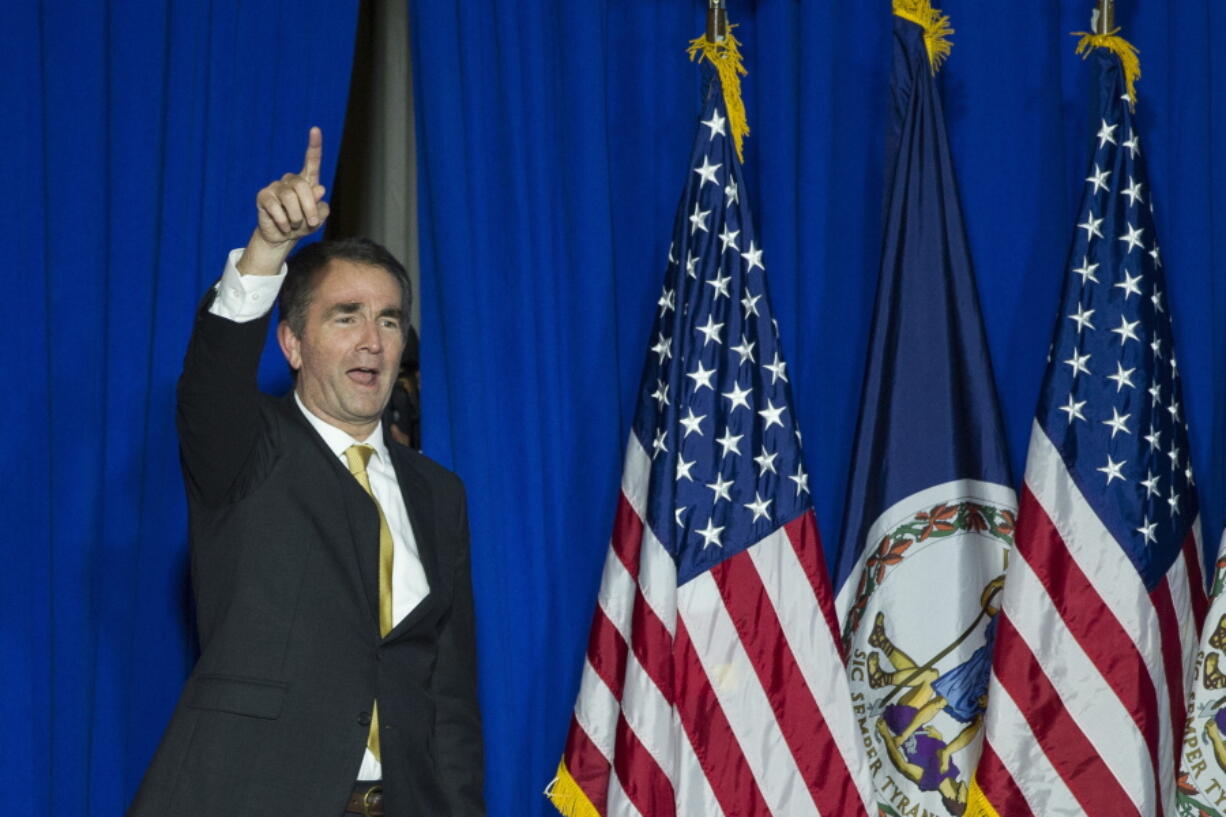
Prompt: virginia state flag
<box><xmin>1178</xmin><ymin>528</ymin><xmax>1226</xmax><ymax>816</ymax></box>
<box><xmin>832</xmin><ymin>3</ymin><xmax>1017</xmax><ymax>816</ymax></box>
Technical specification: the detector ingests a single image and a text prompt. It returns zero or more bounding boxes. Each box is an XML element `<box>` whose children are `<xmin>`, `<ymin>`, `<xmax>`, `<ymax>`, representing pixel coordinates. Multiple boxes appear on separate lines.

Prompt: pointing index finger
<box><xmin>301</xmin><ymin>126</ymin><xmax>323</xmax><ymax>184</ymax></box>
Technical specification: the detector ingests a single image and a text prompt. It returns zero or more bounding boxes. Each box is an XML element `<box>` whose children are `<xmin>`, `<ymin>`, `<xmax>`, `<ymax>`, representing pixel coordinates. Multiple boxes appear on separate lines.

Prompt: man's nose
<box><xmin>357</xmin><ymin>318</ymin><xmax>382</xmax><ymax>353</ymax></box>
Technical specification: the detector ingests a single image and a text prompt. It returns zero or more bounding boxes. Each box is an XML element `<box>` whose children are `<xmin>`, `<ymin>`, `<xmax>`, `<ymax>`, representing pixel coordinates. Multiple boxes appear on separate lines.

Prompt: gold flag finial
<box><xmin>893</xmin><ymin>0</ymin><xmax>954</xmax><ymax>74</ymax></box>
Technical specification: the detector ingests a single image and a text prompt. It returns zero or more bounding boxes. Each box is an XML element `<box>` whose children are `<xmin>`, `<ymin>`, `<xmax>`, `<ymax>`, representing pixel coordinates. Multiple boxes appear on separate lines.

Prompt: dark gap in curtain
<box><xmin>330</xmin><ymin>0</ymin><xmax>420</xmax><ymax>448</ymax></box>
<box><xmin>329</xmin><ymin>0</ymin><xmax>378</xmax><ymax>244</ymax></box>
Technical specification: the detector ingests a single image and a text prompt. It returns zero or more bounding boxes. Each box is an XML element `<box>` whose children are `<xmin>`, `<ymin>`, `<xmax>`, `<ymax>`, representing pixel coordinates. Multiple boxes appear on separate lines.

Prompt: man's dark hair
<box><xmin>280</xmin><ymin>238</ymin><xmax>412</xmax><ymax>338</ymax></box>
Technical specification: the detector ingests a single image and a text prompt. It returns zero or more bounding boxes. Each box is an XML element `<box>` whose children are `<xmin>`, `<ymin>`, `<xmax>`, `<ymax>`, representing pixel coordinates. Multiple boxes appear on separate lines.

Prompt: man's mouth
<box><xmin>347</xmin><ymin>367</ymin><xmax>380</xmax><ymax>387</ymax></box>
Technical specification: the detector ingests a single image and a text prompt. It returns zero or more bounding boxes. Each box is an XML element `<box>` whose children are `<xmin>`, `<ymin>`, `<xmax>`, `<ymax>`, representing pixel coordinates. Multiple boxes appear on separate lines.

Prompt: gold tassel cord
<box><xmin>545</xmin><ymin>761</ymin><xmax>602</xmax><ymax>817</ymax></box>
<box><xmin>1072</xmin><ymin>28</ymin><xmax>1141</xmax><ymax>110</ymax></box>
<box><xmin>687</xmin><ymin>27</ymin><xmax>749</xmax><ymax>163</ymax></box>
<box><xmin>892</xmin><ymin>0</ymin><xmax>954</xmax><ymax>74</ymax></box>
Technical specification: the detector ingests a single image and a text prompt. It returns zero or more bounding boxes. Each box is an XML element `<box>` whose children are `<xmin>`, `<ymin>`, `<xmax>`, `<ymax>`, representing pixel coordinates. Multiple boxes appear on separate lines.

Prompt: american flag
<box><xmin>966</xmin><ymin>44</ymin><xmax>1207</xmax><ymax>817</ymax></box>
<box><xmin>548</xmin><ymin>72</ymin><xmax>876</xmax><ymax>817</ymax></box>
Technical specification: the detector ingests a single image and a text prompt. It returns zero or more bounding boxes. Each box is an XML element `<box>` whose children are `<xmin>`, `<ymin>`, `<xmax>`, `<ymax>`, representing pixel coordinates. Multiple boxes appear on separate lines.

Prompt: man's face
<box><xmin>277</xmin><ymin>259</ymin><xmax>406</xmax><ymax>440</ymax></box>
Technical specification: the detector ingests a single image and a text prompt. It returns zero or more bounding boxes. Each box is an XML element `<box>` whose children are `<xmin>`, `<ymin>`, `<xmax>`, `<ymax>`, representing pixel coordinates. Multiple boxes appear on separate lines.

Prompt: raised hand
<box><xmin>239</xmin><ymin>127</ymin><xmax>330</xmax><ymax>276</ymax></box>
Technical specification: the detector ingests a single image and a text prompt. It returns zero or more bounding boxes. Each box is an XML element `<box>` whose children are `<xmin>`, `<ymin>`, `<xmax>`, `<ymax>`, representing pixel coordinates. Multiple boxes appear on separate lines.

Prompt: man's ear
<box><xmin>277</xmin><ymin>321</ymin><xmax>303</xmax><ymax>371</ymax></box>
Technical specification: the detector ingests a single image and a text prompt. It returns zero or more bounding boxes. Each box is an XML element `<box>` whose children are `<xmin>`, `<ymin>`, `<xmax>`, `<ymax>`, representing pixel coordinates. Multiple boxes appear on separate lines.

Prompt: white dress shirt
<box><xmin>209</xmin><ymin>249</ymin><xmax>430</xmax><ymax>780</ymax></box>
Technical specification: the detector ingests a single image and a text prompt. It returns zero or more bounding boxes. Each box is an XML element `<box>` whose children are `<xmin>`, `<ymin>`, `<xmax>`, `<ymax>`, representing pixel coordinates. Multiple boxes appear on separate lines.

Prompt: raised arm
<box><xmin>177</xmin><ymin>129</ymin><xmax>331</xmax><ymax>506</ymax></box>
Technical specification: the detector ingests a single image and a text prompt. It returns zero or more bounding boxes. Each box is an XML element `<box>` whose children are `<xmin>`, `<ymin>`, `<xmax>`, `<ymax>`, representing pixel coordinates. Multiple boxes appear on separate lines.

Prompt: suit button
<box><xmin>358</xmin><ymin>711</ymin><xmax>372</xmax><ymax>726</ymax></box>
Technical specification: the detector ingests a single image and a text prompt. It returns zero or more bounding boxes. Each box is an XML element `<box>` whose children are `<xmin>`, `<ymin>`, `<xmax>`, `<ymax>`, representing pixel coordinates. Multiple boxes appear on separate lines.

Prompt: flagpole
<box><xmin>1093</xmin><ymin>0</ymin><xmax>1115</xmax><ymax>34</ymax></box>
<box><xmin>706</xmin><ymin>0</ymin><xmax>727</xmax><ymax>43</ymax></box>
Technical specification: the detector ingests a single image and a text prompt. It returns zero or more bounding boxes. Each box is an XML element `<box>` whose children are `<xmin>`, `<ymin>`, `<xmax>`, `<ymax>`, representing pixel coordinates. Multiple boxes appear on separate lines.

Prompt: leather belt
<box><xmin>345</xmin><ymin>782</ymin><xmax>384</xmax><ymax>817</ymax></box>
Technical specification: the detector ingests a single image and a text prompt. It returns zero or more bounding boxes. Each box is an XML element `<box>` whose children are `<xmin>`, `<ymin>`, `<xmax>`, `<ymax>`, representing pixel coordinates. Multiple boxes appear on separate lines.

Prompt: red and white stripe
<box><xmin>557</xmin><ymin>435</ymin><xmax>876</xmax><ymax>817</ymax></box>
<box><xmin>970</xmin><ymin>422</ymin><xmax>1206</xmax><ymax>817</ymax></box>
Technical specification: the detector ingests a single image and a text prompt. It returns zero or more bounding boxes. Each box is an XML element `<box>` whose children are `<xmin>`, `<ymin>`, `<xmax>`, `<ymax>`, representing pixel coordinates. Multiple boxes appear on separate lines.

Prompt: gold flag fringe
<box><xmin>1072</xmin><ymin>28</ymin><xmax>1141</xmax><ymax>110</ymax></box>
<box><xmin>964</xmin><ymin>775</ymin><xmax>1005</xmax><ymax>817</ymax></box>
<box><xmin>687</xmin><ymin>27</ymin><xmax>749</xmax><ymax>163</ymax></box>
<box><xmin>893</xmin><ymin>0</ymin><xmax>954</xmax><ymax>74</ymax></box>
<box><xmin>545</xmin><ymin>761</ymin><xmax>602</xmax><ymax>817</ymax></box>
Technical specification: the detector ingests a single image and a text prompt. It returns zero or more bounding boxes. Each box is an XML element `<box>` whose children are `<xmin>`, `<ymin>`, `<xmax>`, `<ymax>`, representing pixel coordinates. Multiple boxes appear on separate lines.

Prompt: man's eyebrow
<box><xmin>322</xmin><ymin>302</ymin><xmax>362</xmax><ymax>318</ymax></box>
<box><xmin>321</xmin><ymin>298</ymin><xmax>357</xmax><ymax>312</ymax></box>
<box><xmin>320</xmin><ymin>303</ymin><xmax>402</xmax><ymax>321</ymax></box>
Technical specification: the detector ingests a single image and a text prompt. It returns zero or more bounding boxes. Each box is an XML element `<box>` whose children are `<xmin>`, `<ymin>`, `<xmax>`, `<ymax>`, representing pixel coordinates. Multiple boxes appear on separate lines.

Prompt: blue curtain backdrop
<box><xmin>410</xmin><ymin>1</ymin><xmax>1226</xmax><ymax>816</ymax></box>
<box><xmin>1</xmin><ymin>2</ymin><xmax>357</xmax><ymax>814</ymax></box>
<box><xmin>4</xmin><ymin>1</ymin><xmax>1225</xmax><ymax>816</ymax></box>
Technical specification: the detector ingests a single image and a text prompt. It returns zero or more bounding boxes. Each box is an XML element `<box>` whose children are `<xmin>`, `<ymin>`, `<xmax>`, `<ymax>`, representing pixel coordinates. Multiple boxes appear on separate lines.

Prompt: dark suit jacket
<box><xmin>129</xmin><ymin>294</ymin><xmax>485</xmax><ymax>817</ymax></box>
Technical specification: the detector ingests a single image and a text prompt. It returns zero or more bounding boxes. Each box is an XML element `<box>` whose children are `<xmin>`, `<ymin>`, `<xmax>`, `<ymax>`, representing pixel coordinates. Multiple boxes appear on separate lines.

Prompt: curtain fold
<box><xmin>1</xmin><ymin>2</ymin><xmax>357</xmax><ymax>813</ymax></box>
<box><xmin>410</xmin><ymin>1</ymin><xmax>1226</xmax><ymax>815</ymax></box>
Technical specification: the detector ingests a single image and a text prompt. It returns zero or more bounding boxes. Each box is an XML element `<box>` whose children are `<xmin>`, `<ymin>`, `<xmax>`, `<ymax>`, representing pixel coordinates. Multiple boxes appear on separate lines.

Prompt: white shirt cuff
<box><xmin>207</xmin><ymin>248</ymin><xmax>288</xmax><ymax>322</ymax></box>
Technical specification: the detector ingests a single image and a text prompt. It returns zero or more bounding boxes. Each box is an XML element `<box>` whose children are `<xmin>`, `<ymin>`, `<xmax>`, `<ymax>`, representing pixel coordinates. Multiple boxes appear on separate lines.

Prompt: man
<box><xmin>129</xmin><ymin>129</ymin><xmax>485</xmax><ymax>817</ymax></box>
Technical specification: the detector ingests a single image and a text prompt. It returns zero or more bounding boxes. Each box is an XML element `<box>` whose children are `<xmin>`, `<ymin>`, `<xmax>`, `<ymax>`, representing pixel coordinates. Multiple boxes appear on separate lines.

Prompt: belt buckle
<box><xmin>361</xmin><ymin>784</ymin><xmax>383</xmax><ymax>817</ymax></box>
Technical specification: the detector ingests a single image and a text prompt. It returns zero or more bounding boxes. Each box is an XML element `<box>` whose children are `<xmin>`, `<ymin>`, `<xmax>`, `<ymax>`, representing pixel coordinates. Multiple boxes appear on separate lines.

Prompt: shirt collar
<box><xmin>293</xmin><ymin>391</ymin><xmax>390</xmax><ymax>464</ymax></box>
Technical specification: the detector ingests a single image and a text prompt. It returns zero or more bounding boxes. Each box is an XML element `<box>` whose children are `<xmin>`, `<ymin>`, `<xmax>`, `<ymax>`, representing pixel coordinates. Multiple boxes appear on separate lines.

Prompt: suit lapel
<box><xmin>383</xmin><ymin>436</ymin><xmax>444</xmax><ymax>642</ymax></box>
<box><xmin>281</xmin><ymin>394</ymin><xmax>444</xmax><ymax>643</ymax></box>
<box><xmin>282</xmin><ymin>395</ymin><xmax>382</xmax><ymax>635</ymax></box>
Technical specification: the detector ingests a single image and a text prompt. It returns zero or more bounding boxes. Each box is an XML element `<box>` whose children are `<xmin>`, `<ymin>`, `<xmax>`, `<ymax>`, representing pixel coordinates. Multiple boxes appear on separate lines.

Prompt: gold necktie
<box><xmin>343</xmin><ymin>444</ymin><xmax>394</xmax><ymax>760</ymax></box>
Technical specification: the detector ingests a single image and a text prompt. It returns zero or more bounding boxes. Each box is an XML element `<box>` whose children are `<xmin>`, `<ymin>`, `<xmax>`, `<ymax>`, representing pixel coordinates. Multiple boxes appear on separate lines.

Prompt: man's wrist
<box><xmin>237</xmin><ymin>229</ymin><xmax>296</xmax><ymax>277</ymax></box>
<box><xmin>209</xmin><ymin>248</ymin><xmax>287</xmax><ymax>322</ymax></box>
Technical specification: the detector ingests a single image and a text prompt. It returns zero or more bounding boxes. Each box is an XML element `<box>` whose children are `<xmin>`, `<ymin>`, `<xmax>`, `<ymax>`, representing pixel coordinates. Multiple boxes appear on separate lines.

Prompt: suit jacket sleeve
<box><xmin>176</xmin><ymin>289</ymin><xmax>275</xmax><ymax>507</ymax></box>
<box><xmin>432</xmin><ymin>481</ymin><xmax>487</xmax><ymax>815</ymax></box>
